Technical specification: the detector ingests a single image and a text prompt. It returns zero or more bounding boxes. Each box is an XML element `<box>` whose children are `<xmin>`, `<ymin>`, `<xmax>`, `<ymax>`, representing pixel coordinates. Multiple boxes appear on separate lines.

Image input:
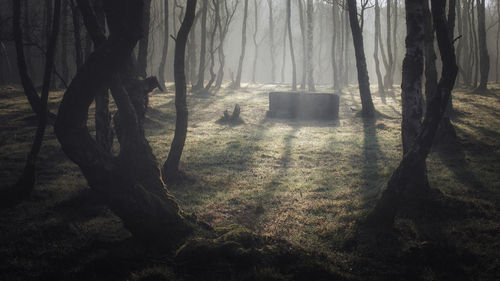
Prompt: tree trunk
<box><xmin>60</xmin><ymin>0</ymin><xmax>69</xmax><ymax>87</ymax></box>
<box><xmin>12</xmin><ymin>0</ymin><xmax>43</xmax><ymax>118</ymax></box>
<box><xmin>287</xmin><ymin>0</ymin><xmax>297</xmax><ymax>91</ymax></box>
<box><xmin>497</xmin><ymin>0</ymin><xmax>500</xmax><ymax>83</ymax></box>
<box><xmin>369</xmin><ymin>0</ymin><xmax>458</xmax><ymax>225</ymax></box>
<box><xmin>194</xmin><ymin>0</ymin><xmax>208</xmax><ymax>90</ymax></box>
<box><xmin>138</xmin><ymin>0</ymin><xmax>151</xmax><ymax>78</ymax></box>
<box><xmin>331</xmin><ymin>1</ymin><xmax>339</xmax><ymax>90</ymax></box>
<box><xmin>306</xmin><ymin>0</ymin><xmax>315</xmax><ymax>92</ymax></box>
<box><xmin>158</xmin><ymin>0</ymin><xmax>169</xmax><ymax>88</ymax></box>
<box><xmin>347</xmin><ymin>0</ymin><xmax>375</xmax><ymax>117</ymax></box>
<box><xmin>298</xmin><ymin>0</ymin><xmax>306</xmax><ymax>89</ymax></box>
<box><xmin>471</xmin><ymin>2</ymin><xmax>479</xmax><ymax>88</ymax></box>
<box><xmin>163</xmin><ymin>0</ymin><xmax>197</xmax><ymax>183</ymax></box>
<box><xmin>56</xmin><ymin>0</ymin><xmax>191</xmax><ymax>246</ymax></box>
<box><xmin>280</xmin><ymin>16</ymin><xmax>287</xmax><ymax>84</ymax></box>
<box><xmin>71</xmin><ymin>0</ymin><xmax>84</xmax><ymax>69</ymax></box>
<box><xmin>384</xmin><ymin>0</ymin><xmax>394</xmax><ymax>89</ymax></box>
<box><xmin>252</xmin><ymin>0</ymin><xmax>260</xmax><ymax>83</ymax></box>
<box><xmin>268</xmin><ymin>0</ymin><xmax>276</xmax><ymax>84</ymax></box>
<box><xmin>205</xmin><ymin>0</ymin><xmax>219</xmax><ymax>91</ymax></box>
<box><xmin>6</xmin><ymin>0</ymin><xmax>61</xmax><ymax>205</ymax></box>
<box><xmin>234</xmin><ymin>0</ymin><xmax>249</xmax><ymax>89</ymax></box>
<box><xmin>477</xmin><ymin>0</ymin><xmax>489</xmax><ymax>91</ymax></box>
<box><xmin>373</xmin><ymin>0</ymin><xmax>384</xmax><ymax>95</ymax></box>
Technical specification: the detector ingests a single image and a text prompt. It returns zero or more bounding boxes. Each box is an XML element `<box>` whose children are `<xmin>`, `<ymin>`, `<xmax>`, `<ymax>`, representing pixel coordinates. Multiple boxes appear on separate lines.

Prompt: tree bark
<box><xmin>306</xmin><ymin>0</ymin><xmax>315</xmax><ymax>92</ymax></box>
<box><xmin>373</xmin><ymin>0</ymin><xmax>384</xmax><ymax>95</ymax></box>
<box><xmin>251</xmin><ymin>0</ymin><xmax>260</xmax><ymax>83</ymax></box>
<box><xmin>6</xmin><ymin>0</ymin><xmax>61</xmax><ymax>205</ymax></box>
<box><xmin>205</xmin><ymin>0</ymin><xmax>219</xmax><ymax>91</ymax></box>
<box><xmin>384</xmin><ymin>0</ymin><xmax>394</xmax><ymax>89</ymax></box>
<box><xmin>287</xmin><ymin>0</ymin><xmax>297</xmax><ymax>90</ymax></box>
<box><xmin>234</xmin><ymin>0</ymin><xmax>249</xmax><ymax>89</ymax></box>
<box><xmin>331</xmin><ymin>1</ymin><xmax>339</xmax><ymax>90</ymax></box>
<box><xmin>56</xmin><ymin>0</ymin><xmax>191</xmax><ymax>246</ymax></box>
<box><xmin>70</xmin><ymin>0</ymin><xmax>84</xmax><ymax>69</ymax></box>
<box><xmin>12</xmin><ymin>0</ymin><xmax>43</xmax><ymax>118</ymax></box>
<box><xmin>477</xmin><ymin>0</ymin><xmax>489</xmax><ymax>91</ymax></box>
<box><xmin>138</xmin><ymin>0</ymin><xmax>151</xmax><ymax>78</ymax></box>
<box><xmin>60</xmin><ymin>0</ymin><xmax>69</xmax><ymax>87</ymax></box>
<box><xmin>401</xmin><ymin>0</ymin><xmax>425</xmax><ymax>155</ymax></box>
<box><xmin>158</xmin><ymin>0</ymin><xmax>169</xmax><ymax>88</ymax></box>
<box><xmin>369</xmin><ymin>0</ymin><xmax>458</xmax><ymax>225</ymax></box>
<box><xmin>163</xmin><ymin>0</ymin><xmax>197</xmax><ymax>183</ymax></box>
<box><xmin>194</xmin><ymin>0</ymin><xmax>208</xmax><ymax>90</ymax></box>
<box><xmin>268</xmin><ymin>0</ymin><xmax>276</xmax><ymax>84</ymax></box>
<box><xmin>347</xmin><ymin>0</ymin><xmax>375</xmax><ymax>117</ymax></box>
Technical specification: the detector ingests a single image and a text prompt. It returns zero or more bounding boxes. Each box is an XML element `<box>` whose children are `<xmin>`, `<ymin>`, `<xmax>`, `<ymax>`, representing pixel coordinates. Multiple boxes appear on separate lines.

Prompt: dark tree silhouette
<box><xmin>4</xmin><ymin>0</ymin><xmax>61</xmax><ymax>206</ymax></box>
<box><xmin>12</xmin><ymin>0</ymin><xmax>43</xmax><ymax>118</ymax></box>
<box><xmin>234</xmin><ymin>0</ymin><xmax>249</xmax><ymax>89</ymax></box>
<box><xmin>163</xmin><ymin>0</ymin><xmax>198</xmax><ymax>183</ymax></box>
<box><xmin>55</xmin><ymin>0</ymin><xmax>192</xmax><ymax>246</ymax></box>
<box><xmin>137</xmin><ymin>0</ymin><xmax>151</xmax><ymax>78</ymax></box>
<box><xmin>369</xmin><ymin>0</ymin><xmax>458</xmax><ymax>225</ymax></box>
<box><xmin>287</xmin><ymin>0</ymin><xmax>297</xmax><ymax>91</ymax></box>
<box><xmin>477</xmin><ymin>0</ymin><xmax>489</xmax><ymax>91</ymax></box>
<box><xmin>347</xmin><ymin>0</ymin><xmax>375</xmax><ymax>117</ymax></box>
<box><xmin>158</xmin><ymin>0</ymin><xmax>169</xmax><ymax>88</ymax></box>
<box><xmin>194</xmin><ymin>0</ymin><xmax>208</xmax><ymax>90</ymax></box>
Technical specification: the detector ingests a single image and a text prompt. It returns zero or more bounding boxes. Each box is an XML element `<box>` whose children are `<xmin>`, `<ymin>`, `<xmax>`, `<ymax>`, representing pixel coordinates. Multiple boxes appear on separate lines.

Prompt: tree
<box><xmin>267</xmin><ymin>0</ymin><xmax>276</xmax><ymax>84</ymax></box>
<box><xmin>194</xmin><ymin>0</ymin><xmax>208</xmax><ymax>90</ymax></box>
<box><xmin>215</xmin><ymin>0</ymin><xmax>239</xmax><ymax>89</ymax></box>
<box><xmin>298</xmin><ymin>0</ymin><xmax>307</xmax><ymax>89</ymax></box>
<box><xmin>347</xmin><ymin>0</ymin><xmax>375</xmax><ymax>117</ymax></box>
<box><xmin>331</xmin><ymin>0</ymin><xmax>340</xmax><ymax>90</ymax></box>
<box><xmin>477</xmin><ymin>0</ymin><xmax>489</xmax><ymax>91</ymax></box>
<box><xmin>5</xmin><ymin>0</ymin><xmax>61</xmax><ymax>205</ymax></box>
<box><xmin>205</xmin><ymin>0</ymin><xmax>220</xmax><ymax>91</ymax></box>
<box><xmin>162</xmin><ymin>0</ymin><xmax>198</xmax><ymax>183</ymax></box>
<box><xmin>158</xmin><ymin>0</ymin><xmax>169</xmax><ymax>88</ymax></box>
<box><xmin>373</xmin><ymin>0</ymin><xmax>384</xmax><ymax>95</ymax></box>
<box><xmin>306</xmin><ymin>0</ymin><xmax>315</xmax><ymax>91</ymax></box>
<box><xmin>233</xmin><ymin>0</ymin><xmax>249</xmax><ymax>89</ymax></box>
<box><xmin>251</xmin><ymin>0</ymin><xmax>262</xmax><ymax>83</ymax></box>
<box><xmin>369</xmin><ymin>0</ymin><xmax>458</xmax><ymax>224</ymax></box>
<box><xmin>12</xmin><ymin>0</ymin><xmax>43</xmax><ymax>119</ymax></box>
<box><xmin>137</xmin><ymin>0</ymin><xmax>152</xmax><ymax>78</ymax></box>
<box><xmin>287</xmin><ymin>0</ymin><xmax>297</xmax><ymax>90</ymax></box>
<box><xmin>55</xmin><ymin>0</ymin><xmax>194</xmax><ymax>246</ymax></box>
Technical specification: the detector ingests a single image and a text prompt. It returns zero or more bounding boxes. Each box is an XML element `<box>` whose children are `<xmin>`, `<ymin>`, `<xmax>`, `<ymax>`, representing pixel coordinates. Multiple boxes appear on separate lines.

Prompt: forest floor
<box><xmin>0</xmin><ymin>82</ymin><xmax>499</xmax><ymax>280</ymax></box>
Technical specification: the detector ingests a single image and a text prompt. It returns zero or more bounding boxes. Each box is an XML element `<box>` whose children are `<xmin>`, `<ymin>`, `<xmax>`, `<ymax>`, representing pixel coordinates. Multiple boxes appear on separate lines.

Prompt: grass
<box><xmin>0</xmin><ymin>82</ymin><xmax>499</xmax><ymax>280</ymax></box>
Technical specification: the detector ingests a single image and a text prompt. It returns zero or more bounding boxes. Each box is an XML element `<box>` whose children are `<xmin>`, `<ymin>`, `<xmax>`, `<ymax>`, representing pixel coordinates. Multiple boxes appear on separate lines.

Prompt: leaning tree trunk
<box><xmin>368</xmin><ymin>0</ymin><xmax>458</xmax><ymax>225</ymax></box>
<box><xmin>373</xmin><ymin>0</ymin><xmax>384</xmax><ymax>95</ymax></box>
<box><xmin>306</xmin><ymin>0</ymin><xmax>315</xmax><ymax>92</ymax></box>
<box><xmin>194</xmin><ymin>0</ymin><xmax>208</xmax><ymax>90</ymax></box>
<box><xmin>158</xmin><ymin>0</ymin><xmax>169</xmax><ymax>88</ymax></box>
<box><xmin>12</xmin><ymin>0</ymin><xmax>43</xmax><ymax>119</ymax></box>
<box><xmin>347</xmin><ymin>0</ymin><xmax>375</xmax><ymax>117</ymax></box>
<box><xmin>55</xmin><ymin>0</ymin><xmax>192</xmax><ymax>246</ymax></box>
<box><xmin>163</xmin><ymin>0</ymin><xmax>197</xmax><ymax>183</ymax></box>
<box><xmin>4</xmin><ymin>0</ymin><xmax>61</xmax><ymax>206</ymax></box>
<box><xmin>287</xmin><ymin>0</ymin><xmax>297</xmax><ymax>91</ymax></box>
<box><xmin>476</xmin><ymin>0</ymin><xmax>489</xmax><ymax>91</ymax></box>
<box><xmin>234</xmin><ymin>0</ymin><xmax>249</xmax><ymax>89</ymax></box>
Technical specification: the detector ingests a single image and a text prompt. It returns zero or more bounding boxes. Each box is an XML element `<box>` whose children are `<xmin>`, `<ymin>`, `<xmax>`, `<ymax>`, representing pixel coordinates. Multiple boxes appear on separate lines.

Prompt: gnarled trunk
<box><xmin>234</xmin><ymin>0</ymin><xmax>249</xmax><ymax>89</ymax></box>
<box><xmin>55</xmin><ymin>0</ymin><xmax>192</xmax><ymax>246</ymax></box>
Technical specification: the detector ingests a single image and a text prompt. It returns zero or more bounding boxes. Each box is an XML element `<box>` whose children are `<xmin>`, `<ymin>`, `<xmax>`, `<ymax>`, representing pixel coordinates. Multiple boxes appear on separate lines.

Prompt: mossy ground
<box><xmin>0</xmin><ymin>82</ymin><xmax>499</xmax><ymax>280</ymax></box>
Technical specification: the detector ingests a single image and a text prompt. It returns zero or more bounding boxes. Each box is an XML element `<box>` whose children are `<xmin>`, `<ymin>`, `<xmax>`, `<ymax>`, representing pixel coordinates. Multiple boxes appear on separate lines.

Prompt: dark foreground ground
<box><xmin>0</xmin><ymin>83</ymin><xmax>499</xmax><ymax>280</ymax></box>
